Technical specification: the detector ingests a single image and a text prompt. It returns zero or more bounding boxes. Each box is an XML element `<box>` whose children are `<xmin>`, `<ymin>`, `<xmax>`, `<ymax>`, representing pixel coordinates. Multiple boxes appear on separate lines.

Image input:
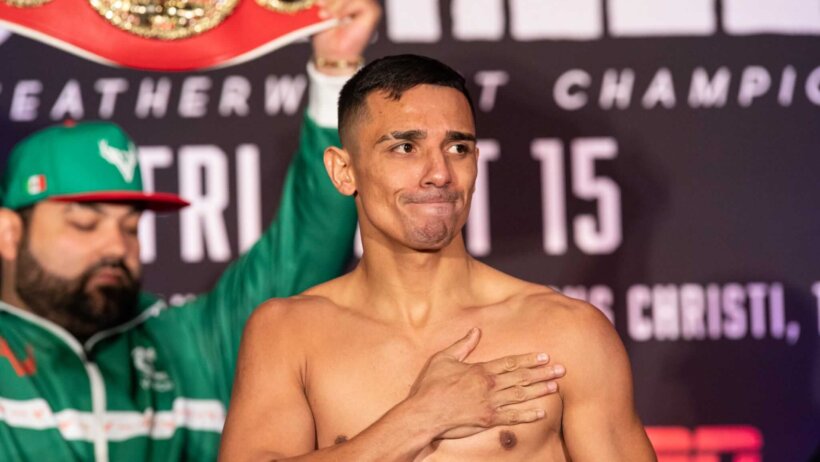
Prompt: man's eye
<box><xmin>69</xmin><ymin>221</ymin><xmax>98</xmax><ymax>232</ymax></box>
<box><xmin>448</xmin><ymin>144</ymin><xmax>470</xmax><ymax>154</ymax></box>
<box><xmin>392</xmin><ymin>143</ymin><xmax>414</xmax><ymax>154</ymax></box>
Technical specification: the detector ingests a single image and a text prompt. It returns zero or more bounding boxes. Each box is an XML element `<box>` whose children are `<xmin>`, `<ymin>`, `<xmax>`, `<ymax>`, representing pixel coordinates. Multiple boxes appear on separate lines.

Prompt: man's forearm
<box><xmin>266</xmin><ymin>400</ymin><xmax>439</xmax><ymax>462</ymax></box>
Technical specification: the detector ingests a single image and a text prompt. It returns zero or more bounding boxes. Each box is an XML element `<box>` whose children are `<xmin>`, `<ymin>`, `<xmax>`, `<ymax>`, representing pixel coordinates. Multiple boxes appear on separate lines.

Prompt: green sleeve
<box><xmin>179</xmin><ymin>115</ymin><xmax>357</xmax><ymax>399</ymax></box>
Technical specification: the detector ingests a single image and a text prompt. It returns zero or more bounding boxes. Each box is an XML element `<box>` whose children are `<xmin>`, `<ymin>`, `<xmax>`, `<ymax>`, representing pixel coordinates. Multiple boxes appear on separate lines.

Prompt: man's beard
<box><xmin>15</xmin><ymin>234</ymin><xmax>141</xmax><ymax>343</ymax></box>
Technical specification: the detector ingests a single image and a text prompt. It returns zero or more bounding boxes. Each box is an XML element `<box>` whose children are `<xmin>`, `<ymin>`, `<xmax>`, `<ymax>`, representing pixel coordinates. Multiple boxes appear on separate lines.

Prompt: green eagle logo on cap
<box><xmin>98</xmin><ymin>140</ymin><xmax>138</xmax><ymax>183</ymax></box>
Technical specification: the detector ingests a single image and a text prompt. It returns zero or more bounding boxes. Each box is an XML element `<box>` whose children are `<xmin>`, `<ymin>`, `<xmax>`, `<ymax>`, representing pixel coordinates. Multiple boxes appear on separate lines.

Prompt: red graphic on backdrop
<box><xmin>0</xmin><ymin>0</ymin><xmax>330</xmax><ymax>71</ymax></box>
<box><xmin>0</xmin><ymin>337</ymin><xmax>36</xmax><ymax>377</ymax></box>
<box><xmin>647</xmin><ymin>425</ymin><xmax>763</xmax><ymax>462</ymax></box>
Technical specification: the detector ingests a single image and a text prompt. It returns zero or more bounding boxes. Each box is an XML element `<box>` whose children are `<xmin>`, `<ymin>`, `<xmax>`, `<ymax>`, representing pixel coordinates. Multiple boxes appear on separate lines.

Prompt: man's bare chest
<box><xmin>304</xmin><ymin>321</ymin><xmax>569</xmax><ymax>460</ymax></box>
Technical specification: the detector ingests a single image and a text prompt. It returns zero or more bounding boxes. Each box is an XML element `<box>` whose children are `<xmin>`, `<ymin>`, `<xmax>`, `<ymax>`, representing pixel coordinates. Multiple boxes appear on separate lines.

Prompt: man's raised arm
<box><xmin>177</xmin><ymin>0</ymin><xmax>380</xmax><ymax>399</ymax></box>
<box><xmin>218</xmin><ymin>302</ymin><xmax>567</xmax><ymax>462</ymax></box>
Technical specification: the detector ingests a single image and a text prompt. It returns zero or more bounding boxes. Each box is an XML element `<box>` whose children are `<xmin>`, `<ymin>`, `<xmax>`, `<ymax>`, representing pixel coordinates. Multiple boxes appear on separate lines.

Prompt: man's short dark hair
<box><xmin>338</xmin><ymin>54</ymin><xmax>476</xmax><ymax>148</ymax></box>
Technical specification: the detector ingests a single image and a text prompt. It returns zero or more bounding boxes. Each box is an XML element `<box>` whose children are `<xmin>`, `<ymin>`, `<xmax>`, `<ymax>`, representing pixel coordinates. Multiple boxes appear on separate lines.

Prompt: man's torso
<box><xmin>296</xmin><ymin>276</ymin><xmax>587</xmax><ymax>461</ymax></box>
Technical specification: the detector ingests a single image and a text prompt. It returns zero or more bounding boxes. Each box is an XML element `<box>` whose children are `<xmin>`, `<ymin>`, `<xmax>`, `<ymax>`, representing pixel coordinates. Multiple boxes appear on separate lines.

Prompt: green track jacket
<box><xmin>0</xmin><ymin>116</ymin><xmax>357</xmax><ymax>461</ymax></box>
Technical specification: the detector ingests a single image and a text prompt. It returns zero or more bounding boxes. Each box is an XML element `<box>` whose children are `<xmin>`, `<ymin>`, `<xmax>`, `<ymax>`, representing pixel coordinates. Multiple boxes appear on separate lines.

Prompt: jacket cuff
<box><xmin>306</xmin><ymin>61</ymin><xmax>357</xmax><ymax>129</ymax></box>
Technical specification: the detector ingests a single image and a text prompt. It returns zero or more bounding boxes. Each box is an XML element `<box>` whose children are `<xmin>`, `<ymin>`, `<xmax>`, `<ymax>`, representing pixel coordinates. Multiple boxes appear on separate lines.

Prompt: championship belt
<box><xmin>0</xmin><ymin>0</ymin><xmax>334</xmax><ymax>70</ymax></box>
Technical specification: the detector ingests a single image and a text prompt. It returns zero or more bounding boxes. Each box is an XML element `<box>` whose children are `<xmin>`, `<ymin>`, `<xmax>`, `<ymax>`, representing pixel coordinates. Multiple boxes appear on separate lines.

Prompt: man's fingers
<box><xmin>338</xmin><ymin>0</ymin><xmax>381</xmax><ymax>24</ymax></box>
<box><xmin>319</xmin><ymin>0</ymin><xmax>380</xmax><ymax>22</ymax></box>
<box><xmin>313</xmin><ymin>0</ymin><xmax>380</xmax><ymax>60</ymax></box>
<box><xmin>317</xmin><ymin>0</ymin><xmax>347</xmax><ymax>20</ymax></box>
<box><xmin>492</xmin><ymin>381</ymin><xmax>558</xmax><ymax>408</ymax></box>
<box><xmin>492</xmin><ymin>363</ymin><xmax>566</xmax><ymax>390</ymax></box>
<box><xmin>492</xmin><ymin>407</ymin><xmax>547</xmax><ymax>426</ymax></box>
<box><xmin>438</xmin><ymin>328</ymin><xmax>481</xmax><ymax>362</ymax></box>
<box><xmin>483</xmin><ymin>352</ymin><xmax>551</xmax><ymax>374</ymax></box>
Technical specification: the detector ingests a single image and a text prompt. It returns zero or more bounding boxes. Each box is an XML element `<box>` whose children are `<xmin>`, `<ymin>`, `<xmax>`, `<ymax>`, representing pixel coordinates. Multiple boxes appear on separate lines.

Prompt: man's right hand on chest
<box><xmin>399</xmin><ymin>328</ymin><xmax>566</xmax><ymax>441</ymax></box>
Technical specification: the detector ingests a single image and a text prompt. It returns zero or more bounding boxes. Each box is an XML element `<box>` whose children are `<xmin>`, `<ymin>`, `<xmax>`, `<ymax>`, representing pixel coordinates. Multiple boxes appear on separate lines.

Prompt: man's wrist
<box><xmin>313</xmin><ymin>55</ymin><xmax>364</xmax><ymax>76</ymax></box>
<box><xmin>306</xmin><ymin>60</ymin><xmax>355</xmax><ymax>128</ymax></box>
<box><xmin>389</xmin><ymin>395</ymin><xmax>449</xmax><ymax>443</ymax></box>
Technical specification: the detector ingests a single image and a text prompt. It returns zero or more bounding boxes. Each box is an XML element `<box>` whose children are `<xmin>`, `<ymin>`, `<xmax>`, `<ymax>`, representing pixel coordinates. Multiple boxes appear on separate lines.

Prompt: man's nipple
<box><xmin>499</xmin><ymin>430</ymin><xmax>517</xmax><ymax>450</ymax></box>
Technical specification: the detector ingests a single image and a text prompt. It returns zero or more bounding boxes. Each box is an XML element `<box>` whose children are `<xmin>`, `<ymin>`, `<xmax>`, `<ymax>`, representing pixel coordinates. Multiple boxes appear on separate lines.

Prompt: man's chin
<box><xmin>85</xmin><ymin>281</ymin><xmax>126</xmax><ymax>298</ymax></box>
<box><xmin>83</xmin><ymin>284</ymin><xmax>139</xmax><ymax>315</ymax></box>
<box><xmin>404</xmin><ymin>225</ymin><xmax>457</xmax><ymax>251</ymax></box>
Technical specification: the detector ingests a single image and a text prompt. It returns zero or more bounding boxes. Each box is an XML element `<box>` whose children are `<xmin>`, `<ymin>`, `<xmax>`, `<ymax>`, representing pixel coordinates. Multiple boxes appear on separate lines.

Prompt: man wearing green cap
<box><xmin>0</xmin><ymin>0</ymin><xmax>379</xmax><ymax>460</ymax></box>
<box><xmin>2</xmin><ymin>121</ymin><xmax>189</xmax><ymax>211</ymax></box>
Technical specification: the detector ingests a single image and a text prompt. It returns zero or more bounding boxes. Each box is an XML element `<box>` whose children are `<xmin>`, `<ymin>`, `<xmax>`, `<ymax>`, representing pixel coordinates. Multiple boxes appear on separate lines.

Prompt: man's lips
<box><xmin>87</xmin><ymin>268</ymin><xmax>127</xmax><ymax>286</ymax></box>
<box><xmin>406</xmin><ymin>201</ymin><xmax>457</xmax><ymax>216</ymax></box>
<box><xmin>401</xmin><ymin>190</ymin><xmax>461</xmax><ymax>204</ymax></box>
<box><xmin>406</xmin><ymin>199</ymin><xmax>457</xmax><ymax>204</ymax></box>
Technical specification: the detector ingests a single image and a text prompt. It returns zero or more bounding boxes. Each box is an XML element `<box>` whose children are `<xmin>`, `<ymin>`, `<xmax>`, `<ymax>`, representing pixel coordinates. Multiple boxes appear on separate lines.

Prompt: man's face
<box><xmin>15</xmin><ymin>201</ymin><xmax>142</xmax><ymax>340</ymax></box>
<box><xmin>350</xmin><ymin>84</ymin><xmax>478</xmax><ymax>251</ymax></box>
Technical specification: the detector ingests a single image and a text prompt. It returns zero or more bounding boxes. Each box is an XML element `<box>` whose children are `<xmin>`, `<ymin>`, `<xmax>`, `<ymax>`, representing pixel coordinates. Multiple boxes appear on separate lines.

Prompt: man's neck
<box><xmin>1</xmin><ymin>269</ymin><xmax>27</xmax><ymax>311</ymax></box>
<box><xmin>351</xmin><ymin>234</ymin><xmax>482</xmax><ymax>328</ymax></box>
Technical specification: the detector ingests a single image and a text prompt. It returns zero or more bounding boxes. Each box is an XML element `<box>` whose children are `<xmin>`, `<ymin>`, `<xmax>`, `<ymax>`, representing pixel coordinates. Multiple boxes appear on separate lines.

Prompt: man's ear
<box><xmin>0</xmin><ymin>208</ymin><xmax>23</xmax><ymax>261</ymax></box>
<box><xmin>324</xmin><ymin>146</ymin><xmax>357</xmax><ymax>196</ymax></box>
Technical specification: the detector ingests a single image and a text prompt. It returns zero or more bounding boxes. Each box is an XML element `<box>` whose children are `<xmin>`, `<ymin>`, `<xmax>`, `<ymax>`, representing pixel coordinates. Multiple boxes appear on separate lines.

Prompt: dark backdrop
<box><xmin>1</xmin><ymin>1</ymin><xmax>818</xmax><ymax>460</ymax></box>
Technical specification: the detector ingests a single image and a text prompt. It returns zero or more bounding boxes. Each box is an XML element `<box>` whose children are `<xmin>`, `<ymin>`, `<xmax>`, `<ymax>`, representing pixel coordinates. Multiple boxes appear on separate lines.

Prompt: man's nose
<box><xmin>99</xmin><ymin>223</ymin><xmax>129</xmax><ymax>258</ymax></box>
<box><xmin>421</xmin><ymin>150</ymin><xmax>453</xmax><ymax>188</ymax></box>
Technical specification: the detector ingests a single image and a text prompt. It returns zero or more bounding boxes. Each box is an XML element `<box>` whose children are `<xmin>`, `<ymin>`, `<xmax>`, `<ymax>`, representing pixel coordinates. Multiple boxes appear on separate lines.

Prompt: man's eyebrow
<box><xmin>65</xmin><ymin>202</ymin><xmax>140</xmax><ymax>217</ymax></box>
<box><xmin>65</xmin><ymin>202</ymin><xmax>103</xmax><ymax>214</ymax></box>
<box><xmin>375</xmin><ymin>130</ymin><xmax>428</xmax><ymax>145</ymax></box>
<box><xmin>445</xmin><ymin>131</ymin><xmax>476</xmax><ymax>142</ymax></box>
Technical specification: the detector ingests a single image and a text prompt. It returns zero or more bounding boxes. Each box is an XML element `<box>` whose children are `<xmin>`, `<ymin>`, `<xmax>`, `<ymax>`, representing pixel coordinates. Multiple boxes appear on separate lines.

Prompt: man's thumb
<box><xmin>440</xmin><ymin>328</ymin><xmax>481</xmax><ymax>362</ymax></box>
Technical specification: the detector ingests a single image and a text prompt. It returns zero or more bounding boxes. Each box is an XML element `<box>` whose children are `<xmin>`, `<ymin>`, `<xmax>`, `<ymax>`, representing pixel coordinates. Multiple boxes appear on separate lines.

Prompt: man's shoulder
<box><xmin>524</xmin><ymin>287</ymin><xmax>607</xmax><ymax>323</ymax></box>
<box><xmin>493</xmin><ymin>278</ymin><xmax>615</xmax><ymax>344</ymax></box>
<box><xmin>517</xmin><ymin>286</ymin><xmax>627</xmax><ymax>376</ymax></box>
<box><xmin>234</xmin><ymin>295</ymin><xmax>339</xmax><ymax>362</ymax></box>
<box><xmin>478</xmin><ymin>265</ymin><xmax>607</xmax><ymax>328</ymax></box>
<box><xmin>249</xmin><ymin>293</ymin><xmax>339</xmax><ymax>331</ymax></box>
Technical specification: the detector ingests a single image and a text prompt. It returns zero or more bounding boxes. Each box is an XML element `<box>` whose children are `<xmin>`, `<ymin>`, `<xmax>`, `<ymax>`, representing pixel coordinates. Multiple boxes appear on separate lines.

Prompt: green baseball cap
<box><xmin>2</xmin><ymin>121</ymin><xmax>188</xmax><ymax>212</ymax></box>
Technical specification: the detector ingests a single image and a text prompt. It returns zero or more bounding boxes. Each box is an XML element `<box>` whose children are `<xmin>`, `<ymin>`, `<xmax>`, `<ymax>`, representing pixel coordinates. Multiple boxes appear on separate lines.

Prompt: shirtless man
<box><xmin>220</xmin><ymin>55</ymin><xmax>656</xmax><ymax>461</ymax></box>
